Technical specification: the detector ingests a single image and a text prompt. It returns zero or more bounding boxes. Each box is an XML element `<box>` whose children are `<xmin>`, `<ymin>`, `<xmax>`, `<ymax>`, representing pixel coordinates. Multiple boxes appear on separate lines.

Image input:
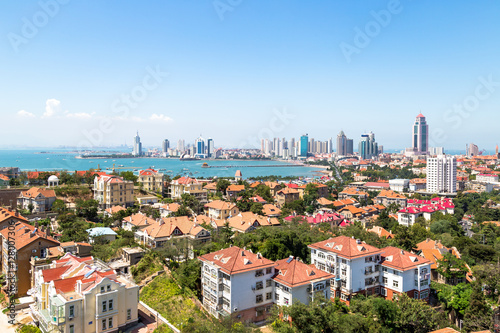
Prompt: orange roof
<box><xmin>0</xmin><ymin>221</ymin><xmax>59</xmax><ymax>250</ymax></box>
<box><xmin>173</xmin><ymin>177</ymin><xmax>198</xmax><ymax>185</ymax></box>
<box><xmin>225</xmin><ymin>212</ymin><xmax>280</xmax><ymax>232</ymax></box>
<box><xmin>427</xmin><ymin>328</ymin><xmax>460</xmax><ymax>333</ymax></box>
<box><xmin>482</xmin><ymin>221</ymin><xmax>500</xmax><ymax>227</ymax></box>
<box><xmin>332</xmin><ymin>198</ymin><xmax>358</xmax><ymax>208</ymax></box>
<box><xmin>276</xmin><ymin>187</ymin><xmax>300</xmax><ymax>195</ymax></box>
<box><xmin>204</xmin><ymin>182</ymin><xmax>218</xmax><ymax>190</ymax></box>
<box><xmin>380</xmin><ymin>246</ymin><xmax>430</xmax><ymax>271</ymax></box>
<box><xmin>377</xmin><ymin>190</ymin><xmax>407</xmax><ymax>200</ymax></box>
<box><xmin>273</xmin><ymin>258</ymin><xmax>334</xmax><ymax>288</ymax></box>
<box><xmin>227</xmin><ymin>184</ymin><xmax>245</xmax><ymax>192</ymax></box>
<box><xmin>264</xmin><ymin>181</ymin><xmax>281</xmax><ymax>189</ymax></box>
<box><xmin>308</xmin><ymin>236</ymin><xmax>382</xmax><ymax>259</ymax></box>
<box><xmin>122</xmin><ymin>213</ymin><xmax>156</xmax><ymax>227</ymax></box>
<box><xmin>340</xmin><ymin>187</ymin><xmax>368</xmax><ymax>196</ymax></box>
<box><xmin>410</xmin><ymin>178</ymin><xmax>427</xmax><ymax>184</ymax></box>
<box><xmin>249</xmin><ymin>181</ymin><xmax>261</xmax><ymax>188</ymax></box>
<box><xmin>199</xmin><ymin>246</ymin><xmax>275</xmax><ymax>275</ymax></box>
<box><xmin>0</xmin><ymin>174</ymin><xmax>9</xmax><ymax>181</ymax></box>
<box><xmin>317</xmin><ymin>197</ymin><xmax>334</xmax><ymax>206</ymax></box>
<box><xmin>204</xmin><ymin>200</ymin><xmax>237</xmax><ymax>211</ymax></box>
<box><xmin>161</xmin><ymin>203</ymin><xmax>181</xmax><ymax>212</ymax></box>
<box><xmin>339</xmin><ymin>205</ymin><xmax>365</xmax><ymax>216</ymax></box>
<box><xmin>367</xmin><ymin>226</ymin><xmax>394</xmax><ymax>239</ymax></box>
<box><xmin>0</xmin><ymin>207</ymin><xmax>27</xmax><ymax>223</ymax></box>
<box><xmin>262</xmin><ymin>204</ymin><xmax>281</xmax><ymax>216</ymax></box>
<box><xmin>104</xmin><ymin>205</ymin><xmax>126</xmax><ymax>215</ymax></box>
<box><xmin>143</xmin><ymin>216</ymin><xmax>208</xmax><ymax>239</ymax></box>
<box><xmin>20</xmin><ymin>187</ymin><xmax>56</xmax><ymax>199</ymax></box>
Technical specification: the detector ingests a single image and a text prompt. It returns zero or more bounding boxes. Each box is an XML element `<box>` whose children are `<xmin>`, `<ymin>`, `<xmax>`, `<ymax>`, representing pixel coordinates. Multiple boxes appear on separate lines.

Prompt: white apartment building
<box><xmin>30</xmin><ymin>253</ymin><xmax>139</xmax><ymax>333</ymax></box>
<box><xmin>198</xmin><ymin>246</ymin><xmax>276</xmax><ymax>324</ymax></box>
<box><xmin>426</xmin><ymin>155</ymin><xmax>457</xmax><ymax>194</ymax></box>
<box><xmin>476</xmin><ymin>173</ymin><xmax>499</xmax><ymax>183</ymax></box>
<box><xmin>397</xmin><ymin>207</ymin><xmax>422</xmax><ymax>227</ymax></box>
<box><xmin>308</xmin><ymin>236</ymin><xmax>431</xmax><ymax>304</ymax></box>
<box><xmin>93</xmin><ymin>175</ymin><xmax>134</xmax><ymax>209</ymax></box>
<box><xmin>273</xmin><ymin>257</ymin><xmax>333</xmax><ymax>307</ymax></box>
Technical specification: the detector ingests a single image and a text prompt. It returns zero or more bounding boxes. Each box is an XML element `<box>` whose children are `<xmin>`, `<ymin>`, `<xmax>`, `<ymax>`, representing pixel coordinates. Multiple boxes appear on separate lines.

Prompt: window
<box><xmin>256</xmin><ymin>294</ymin><xmax>263</xmax><ymax>303</ymax></box>
<box><xmin>102</xmin><ymin>319</ymin><xmax>106</xmax><ymax>330</ymax></box>
<box><xmin>383</xmin><ymin>277</ymin><xmax>388</xmax><ymax>284</ymax></box>
<box><xmin>127</xmin><ymin>309</ymin><xmax>132</xmax><ymax>320</ymax></box>
<box><xmin>275</xmin><ymin>293</ymin><xmax>279</xmax><ymax>301</ymax></box>
<box><xmin>284</xmin><ymin>297</ymin><xmax>289</xmax><ymax>305</ymax></box>
<box><xmin>413</xmin><ymin>291</ymin><xmax>419</xmax><ymax>299</ymax></box>
<box><xmin>107</xmin><ymin>285</ymin><xmax>111</xmax><ymax>291</ymax></box>
<box><xmin>255</xmin><ymin>270</ymin><xmax>264</xmax><ymax>277</ymax></box>
<box><xmin>342</xmin><ymin>259</ymin><xmax>347</xmax><ymax>264</ymax></box>
<box><xmin>420</xmin><ymin>290</ymin><xmax>429</xmax><ymax>299</ymax></box>
<box><xmin>102</xmin><ymin>301</ymin><xmax>107</xmax><ymax>312</ymax></box>
<box><xmin>382</xmin><ymin>267</ymin><xmax>388</xmax><ymax>272</ymax></box>
<box><xmin>341</xmin><ymin>269</ymin><xmax>346</xmax><ymax>276</ymax></box>
<box><xmin>318</xmin><ymin>252</ymin><xmax>325</xmax><ymax>259</ymax></box>
<box><xmin>266</xmin><ymin>279</ymin><xmax>272</xmax><ymax>287</ymax></box>
<box><xmin>69</xmin><ymin>325</ymin><xmax>74</xmax><ymax>333</ymax></box>
<box><xmin>414</xmin><ymin>269</ymin><xmax>418</xmax><ymax>275</ymax></box>
<box><xmin>266</xmin><ymin>292</ymin><xmax>272</xmax><ymax>300</ymax></box>
<box><xmin>266</xmin><ymin>267</ymin><xmax>272</xmax><ymax>274</ymax></box>
<box><xmin>109</xmin><ymin>317</ymin><xmax>113</xmax><ymax>328</ymax></box>
<box><xmin>69</xmin><ymin>305</ymin><xmax>74</xmax><ymax>317</ymax></box>
<box><xmin>393</xmin><ymin>280</ymin><xmax>399</xmax><ymax>288</ymax></box>
<box><xmin>375</xmin><ymin>265</ymin><xmax>379</xmax><ymax>272</ymax></box>
<box><xmin>327</xmin><ymin>255</ymin><xmax>333</xmax><ymax>261</ymax></box>
<box><xmin>256</xmin><ymin>281</ymin><xmax>263</xmax><ymax>290</ymax></box>
<box><xmin>340</xmin><ymin>294</ymin><xmax>348</xmax><ymax>301</ymax></box>
<box><xmin>100</xmin><ymin>286</ymin><xmax>105</xmax><ymax>293</ymax></box>
<box><xmin>375</xmin><ymin>286</ymin><xmax>380</xmax><ymax>295</ymax></box>
<box><xmin>109</xmin><ymin>299</ymin><xmax>113</xmax><ymax>310</ymax></box>
<box><xmin>381</xmin><ymin>288</ymin><xmax>387</xmax><ymax>296</ymax></box>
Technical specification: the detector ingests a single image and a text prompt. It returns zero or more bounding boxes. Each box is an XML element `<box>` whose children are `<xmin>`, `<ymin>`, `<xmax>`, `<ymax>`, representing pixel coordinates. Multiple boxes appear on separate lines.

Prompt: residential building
<box><xmin>108</xmin><ymin>247</ymin><xmax>146</xmax><ymax>276</ymax></box>
<box><xmin>375</xmin><ymin>190</ymin><xmax>407</xmax><ymax>208</ymax></box>
<box><xmin>199</xmin><ymin>246</ymin><xmax>276</xmax><ymax>322</ymax></box>
<box><xmin>426</xmin><ymin>155</ymin><xmax>457</xmax><ymax>194</ymax></box>
<box><xmin>170</xmin><ymin>177</ymin><xmax>208</xmax><ymax>203</ymax></box>
<box><xmin>0</xmin><ymin>222</ymin><xmax>59</xmax><ymax>296</ymax></box>
<box><xmin>138</xmin><ymin>169</ymin><xmax>164</xmax><ymax>193</ymax></box>
<box><xmin>262</xmin><ymin>204</ymin><xmax>281</xmax><ymax>217</ymax></box>
<box><xmin>0</xmin><ymin>167</ymin><xmax>20</xmax><ymax>179</ymax></box>
<box><xmin>132</xmin><ymin>131</ymin><xmax>142</xmax><ymax>156</ymax></box>
<box><xmin>275</xmin><ymin>188</ymin><xmax>300</xmax><ymax>208</ymax></box>
<box><xmin>235</xmin><ymin>170</ymin><xmax>242</xmax><ymax>182</ymax></box>
<box><xmin>338</xmin><ymin>205</ymin><xmax>365</xmax><ymax>220</ymax></box>
<box><xmin>0</xmin><ymin>174</ymin><xmax>9</xmax><ymax>187</ymax></box>
<box><xmin>159</xmin><ymin>203</ymin><xmax>181</xmax><ymax>217</ymax></box>
<box><xmin>227</xmin><ymin>185</ymin><xmax>245</xmax><ymax>200</ymax></box>
<box><xmin>338</xmin><ymin>187</ymin><xmax>368</xmax><ymax>201</ymax></box>
<box><xmin>121</xmin><ymin>213</ymin><xmax>156</xmax><ymax>232</ymax></box>
<box><xmin>93</xmin><ymin>175</ymin><xmax>134</xmax><ymax>209</ymax></box>
<box><xmin>135</xmin><ymin>195</ymin><xmax>159</xmax><ymax>205</ymax></box>
<box><xmin>103</xmin><ymin>205</ymin><xmax>126</xmax><ymax>218</ymax></box>
<box><xmin>389</xmin><ymin>179</ymin><xmax>410</xmax><ymax>192</ymax></box>
<box><xmin>87</xmin><ymin>227</ymin><xmax>117</xmax><ymax>244</ymax></box>
<box><xmin>412</xmin><ymin>113</ymin><xmax>429</xmax><ymax>155</ymax></box>
<box><xmin>264</xmin><ymin>181</ymin><xmax>282</xmax><ymax>196</ymax></box>
<box><xmin>416</xmin><ymin>238</ymin><xmax>473</xmax><ymax>285</ymax></box>
<box><xmin>17</xmin><ymin>187</ymin><xmax>57</xmax><ymax>213</ymax></box>
<box><xmin>196</xmin><ymin>136</ymin><xmax>206</xmax><ymax>158</ymax></box>
<box><xmin>409</xmin><ymin>178</ymin><xmax>427</xmax><ymax>192</ymax></box>
<box><xmin>273</xmin><ymin>257</ymin><xmax>333</xmax><ymax>307</ymax></box>
<box><xmin>476</xmin><ymin>173</ymin><xmax>499</xmax><ymax>183</ymax></box>
<box><xmin>308</xmin><ymin>236</ymin><xmax>431</xmax><ymax>305</ymax></box>
<box><xmin>205</xmin><ymin>200</ymin><xmax>239</xmax><ymax>220</ymax></box>
<box><xmin>397</xmin><ymin>207</ymin><xmax>422</xmax><ymax>227</ymax></box>
<box><xmin>429</xmin><ymin>147</ymin><xmax>444</xmax><ymax>156</ymax></box>
<box><xmin>220</xmin><ymin>212</ymin><xmax>280</xmax><ymax>234</ymax></box>
<box><xmin>135</xmin><ymin>216</ymin><xmax>211</xmax><ymax>249</ymax></box>
<box><xmin>367</xmin><ymin>226</ymin><xmax>394</xmax><ymax>239</ymax></box>
<box><xmin>466</xmin><ymin>143</ymin><xmax>479</xmax><ymax>158</ymax></box>
<box><xmin>30</xmin><ymin>253</ymin><xmax>139</xmax><ymax>333</ymax></box>
<box><xmin>207</xmin><ymin>138</ymin><xmax>214</xmax><ymax>158</ymax></box>
<box><xmin>0</xmin><ymin>207</ymin><xmax>28</xmax><ymax>231</ymax></box>
<box><xmin>336</xmin><ymin>131</ymin><xmax>348</xmax><ymax>156</ymax></box>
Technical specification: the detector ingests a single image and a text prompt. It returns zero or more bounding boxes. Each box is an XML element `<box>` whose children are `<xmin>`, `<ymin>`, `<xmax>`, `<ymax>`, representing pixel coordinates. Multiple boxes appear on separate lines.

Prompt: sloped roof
<box><xmin>199</xmin><ymin>246</ymin><xmax>275</xmax><ymax>275</ymax></box>
<box><xmin>308</xmin><ymin>236</ymin><xmax>381</xmax><ymax>259</ymax></box>
<box><xmin>20</xmin><ymin>187</ymin><xmax>56</xmax><ymax>199</ymax></box>
<box><xmin>204</xmin><ymin>200</ymin><xmax>237</xmax><ymax>211</ymax></box>
<box><xmin>273</xmin><ymin>257</ymin><xmax>333</xmax><ymax>288</ymax></box>
<box><xmin>380</xmin><ymin>246</ymin><xmax>430</xmax><ymax>271</ymax></box>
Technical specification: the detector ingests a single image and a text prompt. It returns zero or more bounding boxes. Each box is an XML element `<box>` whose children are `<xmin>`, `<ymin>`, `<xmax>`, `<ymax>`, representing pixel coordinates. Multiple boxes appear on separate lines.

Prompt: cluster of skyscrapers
<box><xmin>260</xmin><ymin>135</ymin><xmax>333</xmax><ymax>158</ymax></box>
<box><xmin>132</xmin><ymin>133</ymin><xmax>215</xmax><ymax>158</ymax></box>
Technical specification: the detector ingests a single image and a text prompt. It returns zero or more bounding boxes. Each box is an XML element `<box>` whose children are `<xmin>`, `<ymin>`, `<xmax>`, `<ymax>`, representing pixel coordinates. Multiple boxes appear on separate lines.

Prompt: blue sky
<box><xmin>1</xmin><ymin>0</ymin><xmax>499</xmax><ymax>151</ymax></box>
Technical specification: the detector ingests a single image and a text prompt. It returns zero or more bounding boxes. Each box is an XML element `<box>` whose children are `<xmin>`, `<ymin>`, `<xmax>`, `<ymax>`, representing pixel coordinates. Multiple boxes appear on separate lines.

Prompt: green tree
<box><xmin>250</xmin><ymin>202</ymin><xmax>264</xmax><ymax>215</ymax></box>
<box><xmin>216</xmin><ymin>179</ymin><xmax>231</xmax><ymax>194</ymax></box>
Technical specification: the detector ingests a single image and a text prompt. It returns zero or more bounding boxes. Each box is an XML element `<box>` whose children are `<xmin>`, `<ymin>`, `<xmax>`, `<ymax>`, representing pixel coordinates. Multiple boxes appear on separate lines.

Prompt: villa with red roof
<box><xmin>30</xmin><ymin>253</ymin><xmax>139</xmax><ymax>333</ymax></box>
<box><xmin>93</xmin><ymin>175</ymin><xmax>134</xmax><ymax>209</ymax></box>
<box><xmin>273</xmin><ymin>257</ymin><xmax>333</xmax><ymax>307</ymax></box>
<box><xmin>138</xmin><ymin>168</ymin><xmax>164</xmax><ymax>193</ymax></box>
<box><xmin>17</xmin><ymin>187</ymin><xmax>57</xmax><ymax>213</ymax></box>
<box><xmin>199</xmin><ymin>246</ymin><xmax>276</xmax><ymax>322</ymax></box>
<box><xmin>308</xmin><ymin>236</ymin><xmax>431</xmax><ymax>304</ymax></box>
<box><xmin>170</xmin><ymin>177</ymin><xmax>208</xmax><ymax>202</ymax></box>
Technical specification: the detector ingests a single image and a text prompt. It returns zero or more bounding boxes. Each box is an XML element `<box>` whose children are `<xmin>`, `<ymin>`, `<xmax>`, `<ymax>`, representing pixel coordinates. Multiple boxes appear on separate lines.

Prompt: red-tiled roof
<box><xmin>308</xmin><ymin>236</ymin><xmax>381</xmax><ymax>259</ymax></box>
<box><xmin>380</xmin><ymin>246</ymin><xmax>430</xmax><ymax>271</ymax></box>
<box><xmin>199</xmin><ymin>246</ymin><xmax>275</xmax><ymax>275</ymax></box>
<box><xmin>273</xmin><ymin>258</ymin><xmax>333</xmax><ymax>288</ymax></box>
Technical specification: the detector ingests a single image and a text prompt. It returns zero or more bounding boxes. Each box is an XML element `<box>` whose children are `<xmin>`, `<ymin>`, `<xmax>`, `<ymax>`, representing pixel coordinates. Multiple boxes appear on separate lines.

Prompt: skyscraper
<box><xmin>337</xmin><ymin>131</ymin><xmax>347</xmax><ymax>155</ymax></box>
<box><xmin>207</xmin><ymin>138</ymin><xmax>214</xmax><ymax>158</ymax></box>
<box><xmin>346</xmin><ymin>139</ymin><xmax>354</xmax><ymax>155</ymax></box>
<box><xmin>358</xmin><ymin>132</ymin><xmax>378</xmax><ymax>160</ymax></box>
<box><xmin>466</xmin><ymin>143</ymin><xmax>479</xmax><ymax>157</ymax></box>
<box><xmin>300</xmin><ymin>134</ymin><xmax>308</xmax><ymax>157</ymax></box>
<box><xmin>195</xmin><ymin>136</ymin><xmax>205</xmax><ymax>157</ymax></box>
<box><xmin>412</xmin><ymin>113</ymin><xmax>429</xmax><ymax>155</ymax></box>
<box><xmin>162</xmin><ymin>139</ymin><xmax>170</xmax><ymax>153</ymax></box>
<box><xmin>132</xmin><ymin>131</ymin><xmax>142</xmax><ymax>156</ymax></box>
<box><xmin>177</xmin><ymin>139</ymin><xmax>185</xmax><ymax>152</ymax></box>
<box><xmin>426</xmin><ymin>155</ymin><xmax>457</xmax><ymax>194</ymax></box>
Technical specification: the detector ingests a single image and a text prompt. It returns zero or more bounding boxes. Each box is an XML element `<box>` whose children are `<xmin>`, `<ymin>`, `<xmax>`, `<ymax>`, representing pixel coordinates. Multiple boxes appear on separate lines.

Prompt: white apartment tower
<box><xmin>426</xmin><ymin>155</ymin><xmax>457</xmax><ymax>194</ymax></box>
<box><xmin>132</xmin><ymin>132</ymin><xmax>142</xmax><ymax>156</ymax></box>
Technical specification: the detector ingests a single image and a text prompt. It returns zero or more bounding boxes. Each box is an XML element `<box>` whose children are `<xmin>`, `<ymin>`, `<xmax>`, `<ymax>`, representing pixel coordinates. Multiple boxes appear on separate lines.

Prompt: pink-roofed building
<box><xmin>31</xmin><ymin>253</ymin><xmax>139</xmax><ymax>333</ymax></box>
<box><xmin>476</xmin><ymin>173</ymin><xmax>499</xmax><ymax>183</ymax></box>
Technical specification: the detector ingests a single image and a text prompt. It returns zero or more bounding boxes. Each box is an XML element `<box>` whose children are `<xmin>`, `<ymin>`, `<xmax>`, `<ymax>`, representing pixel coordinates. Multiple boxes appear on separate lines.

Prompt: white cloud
<box><xmin>17</xmin><ymin>110</ymin><xmax>35</xmax><ymax>118</ymax></box>
<box><xmin>43</xmin><ymin>98</ymin><xmax>61</xmax><ymax>118</ymax></box>
<box><xmin>150</xmin><ymin>113</ymin><xmax>172</xmax><ymax>122</ymax></box>
<box><xmin>66</xmin><ymin>112</ymin><xmax>95</xmax><ymax>119</ymax></box>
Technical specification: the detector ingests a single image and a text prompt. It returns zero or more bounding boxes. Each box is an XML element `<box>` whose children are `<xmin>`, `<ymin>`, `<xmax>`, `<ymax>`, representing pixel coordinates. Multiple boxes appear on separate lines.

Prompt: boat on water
<box><xmin>118</xmin><ymin>164</ymin><xmax>124</xmax><ymax>167</ymax></box>
<box><xmin>201</xmin><ymin>162</ymin><xmax>209</xmax><ymax>168</ymax></box>
<box><xmin>182</xmin><ymin>168</ymin><xmax>189</xmax><ymax>171</ymax></box>
<box><xmin>158</xmin><ymin>168</ymin><xmax>166</xmax><ymax>171</ymax></box>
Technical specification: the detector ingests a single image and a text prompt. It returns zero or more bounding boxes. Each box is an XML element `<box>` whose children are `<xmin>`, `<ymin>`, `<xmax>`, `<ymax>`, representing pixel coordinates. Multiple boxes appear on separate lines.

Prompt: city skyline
<box><xmin>1</xmin><ymin>2</ymin><xmax>500</xmax><ymax>149</ymax></box>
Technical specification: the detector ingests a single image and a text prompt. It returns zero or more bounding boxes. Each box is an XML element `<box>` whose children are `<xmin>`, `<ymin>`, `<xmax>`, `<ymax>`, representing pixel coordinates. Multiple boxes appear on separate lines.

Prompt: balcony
<box><xmin>364</xmin><ymin>270</ymin><xmax>373</xmax><ymax>275</ymax></box>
